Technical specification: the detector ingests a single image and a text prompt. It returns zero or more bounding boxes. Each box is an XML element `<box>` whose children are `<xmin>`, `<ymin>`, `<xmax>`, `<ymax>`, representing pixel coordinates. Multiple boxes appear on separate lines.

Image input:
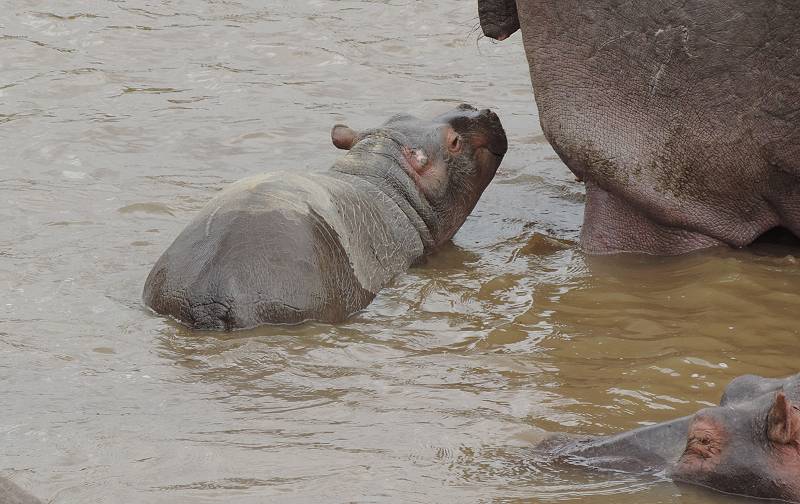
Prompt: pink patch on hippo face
<box><xmin>400</xmin><ymin>145</ymin><xmax>446</xmax><ymax>200</ymax></box>
<box><xmin>673</xmin><ymin>414</ymin><xmax>728</xmax><ymax>477</ymax></box>
<box><xmin>401</xmin><ymin>146</ymin><xmax>427</xmax><ymax>175</ymax></box>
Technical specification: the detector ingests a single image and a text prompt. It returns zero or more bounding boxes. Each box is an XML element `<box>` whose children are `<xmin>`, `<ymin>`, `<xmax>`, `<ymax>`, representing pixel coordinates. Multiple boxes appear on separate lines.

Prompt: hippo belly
<box><xmin>143</xmin><ymin>173</ymin><xmax>402</xmax><ymax>329</ymax></box>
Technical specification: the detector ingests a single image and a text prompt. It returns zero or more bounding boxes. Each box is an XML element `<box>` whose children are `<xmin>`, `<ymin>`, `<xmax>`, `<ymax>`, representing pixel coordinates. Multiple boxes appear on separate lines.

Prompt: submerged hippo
<box><xmin>0</xmin><ymin>477</ymin><xmax>41</xmax><ymax>504</ymax></box>
<box><xmin>143</xmin><ymin>105</ymin><xmax>507</xmax><ymax>330</ymax></box>
<box><xmin>479</xmin><ymin>0</ymin><xmax>800</xmax><ymax>255</ymax></box>
<box><xmin>540</xmin><ymin>373</ymin><xmax>800</xmax><ymax>502</ymax></box>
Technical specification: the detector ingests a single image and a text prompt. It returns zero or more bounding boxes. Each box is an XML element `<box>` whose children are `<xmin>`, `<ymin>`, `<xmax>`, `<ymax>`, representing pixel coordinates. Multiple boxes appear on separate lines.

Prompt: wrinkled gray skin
<box><xmin>540</xmin><ymin>373</ymin><xmax>800</xmax><ymax>502</ymax></box>
<box><xmin>480</xmin><ymin>0</ymin><xmax>800</xmax><ymax>255</ymax></box>
<box><xmin>143</xmin><ymin>105</ymin><xmax>507</xmax><ymax>330</ymax></box>
<box><xmin>0</xmin><ymin>478</ymin><xmax>41</xmax><ymax>504</ymax></box>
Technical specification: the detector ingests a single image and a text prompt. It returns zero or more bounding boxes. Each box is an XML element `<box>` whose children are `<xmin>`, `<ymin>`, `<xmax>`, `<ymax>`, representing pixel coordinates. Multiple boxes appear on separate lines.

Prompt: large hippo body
<box><xmin>541</xmin><ymin>373</ymin><xmax>800</xmax><ymax>502</ymax></box>
<box><xmin>144</xmin><ymin>105</ymin><xmax>507</xmax><ymax>330</ymax></box>
<box><xmin>480</xmin><ymin>0</ymin><xmax>800</xmax><ymax>255</ymax></box>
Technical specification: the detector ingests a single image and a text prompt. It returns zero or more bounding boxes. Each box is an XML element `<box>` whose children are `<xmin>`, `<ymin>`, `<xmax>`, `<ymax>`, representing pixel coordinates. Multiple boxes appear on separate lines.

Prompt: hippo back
<box><xmin>143</xmin><ymin>172</ymin><xmax>422</xmax><ymax>329</ymax></box>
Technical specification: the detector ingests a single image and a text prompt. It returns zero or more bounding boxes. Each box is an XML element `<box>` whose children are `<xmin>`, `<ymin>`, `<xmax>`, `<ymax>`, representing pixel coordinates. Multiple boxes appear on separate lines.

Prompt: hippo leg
<box><xmin>581</xmin><ymin>182</ymin><xmax>724</xmax><ymax>255</ymax></box>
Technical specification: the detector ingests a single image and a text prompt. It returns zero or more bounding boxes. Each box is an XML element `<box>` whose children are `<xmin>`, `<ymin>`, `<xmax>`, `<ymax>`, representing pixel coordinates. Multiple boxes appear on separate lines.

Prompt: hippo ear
<box><xmin>331</xmin><ymin>124</ymin><xmax>359</xmax><ymax>150</ymax></box>
<box><xmin>767</xmin><ymin>392</ymin><xmax>800</xmax><ymax>445</ymax></box>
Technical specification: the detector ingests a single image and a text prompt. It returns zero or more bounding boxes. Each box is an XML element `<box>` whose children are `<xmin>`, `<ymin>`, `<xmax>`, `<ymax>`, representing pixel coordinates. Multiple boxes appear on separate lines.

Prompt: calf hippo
<box><xmin>540</xmin><ymin>373</ymin><xmax>800</xmax><ymax>502</ymax></box>
<box><xmin>143</xmin><ymin>105</ymin><xmax>507</xmax><ymax>330</ymax></box>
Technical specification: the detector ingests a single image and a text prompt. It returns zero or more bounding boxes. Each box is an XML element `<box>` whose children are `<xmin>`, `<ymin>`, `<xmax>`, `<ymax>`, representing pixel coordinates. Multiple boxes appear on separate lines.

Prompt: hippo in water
<box><xmin>540</xmin><ymin>373</ymin><xmax>800</xmax><ymax>502</ymax></box>
<box><xmin>0</xmin><ymin>477</ymin><xmax>41</xmax><ymax>504</ymax></box>
<box><xmin>143</xmin><ymin>105</ymin><xmax>507</xmax><ymax>330</ymax></box>
<box><xmin>479</xmin><ymin>0</ymin><xmax>800</xmax><ymax>255</ymax></box>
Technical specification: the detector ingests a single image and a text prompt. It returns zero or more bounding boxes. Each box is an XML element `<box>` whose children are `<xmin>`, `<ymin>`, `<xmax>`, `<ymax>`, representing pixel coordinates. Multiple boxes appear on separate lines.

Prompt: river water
<box><xmin>1</xmin><ymin>1</ymin><xmax>798</xmax><ymax>503</ymax></box>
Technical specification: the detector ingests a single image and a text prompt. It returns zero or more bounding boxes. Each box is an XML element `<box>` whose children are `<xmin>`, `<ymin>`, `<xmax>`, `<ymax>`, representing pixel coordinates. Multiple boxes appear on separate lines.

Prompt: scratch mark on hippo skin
<box><xmin>649</xmin><ymin>63</ymin><xmax>666</xmax><ymax>96</ymax></box>
<box><xmin>597</xmin><ymin>30</ymin><xmax>634</xmax><ymax>53</ymax></box>
<box><xmin>205</xmin><ymin>204</ymin><xmax>221</xmax><ymax>237</ymax></box>
<box><xmin>648</xmin><ymin>24</ymin><xmax>693</xmax><ymax>97</ymax></box>
<box><xmin>679</xmin><ymin>26</ymin><xmax>693</xmax><ymax>58</ymax></box>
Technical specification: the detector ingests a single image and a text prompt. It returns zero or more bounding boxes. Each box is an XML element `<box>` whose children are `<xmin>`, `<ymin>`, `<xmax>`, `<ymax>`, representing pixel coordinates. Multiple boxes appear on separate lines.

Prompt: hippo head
<box><xmin>669</xmin><ymin>379</ymin><xmax>800</xmax><ymax>502</ymax></box>
<box><xmin>478</xmin><ymin>0</ymin><xmax>520</xmax><ymax>41</ymax></box>
<box><xmin>540</xmin><ymin>373</ymin><xmax>800</xmax><ymax>501</ymax></box>
<box><xmin>331</xmin><ymin>104</ymin><xmax>507</xmax><ymax>246</ymax></box>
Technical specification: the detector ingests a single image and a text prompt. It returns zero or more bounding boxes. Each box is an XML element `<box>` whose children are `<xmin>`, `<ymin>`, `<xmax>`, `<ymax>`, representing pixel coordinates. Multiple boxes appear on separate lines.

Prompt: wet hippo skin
<box><xmin>479</xmin><ymin>0</ymin><xmax>800</xmax><ymax>255</ymax></box>
<box><xmin>0</xmin><ymin>477</ymin><xmax>42</xmax><ymax>504</ymax></box>
<box><xmin>540</xmin><ymin>373</ymin><xmax>800</xmax><ymax>502</ymax></box>
<box><xmin>143</xmin><ymin>105</ymin><xmax>507</xmax><ymax>330</ymax></box>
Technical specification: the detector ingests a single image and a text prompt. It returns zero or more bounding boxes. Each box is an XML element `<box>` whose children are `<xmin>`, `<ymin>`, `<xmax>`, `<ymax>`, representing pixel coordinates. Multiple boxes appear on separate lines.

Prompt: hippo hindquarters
<box><xmin>143</xmin><ymin>207</ymin><xmax>375</xmax><ymax>330</ymax></box>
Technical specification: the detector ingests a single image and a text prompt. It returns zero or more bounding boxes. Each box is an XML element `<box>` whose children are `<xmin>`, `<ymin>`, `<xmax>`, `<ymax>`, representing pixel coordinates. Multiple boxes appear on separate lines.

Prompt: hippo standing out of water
<box><xmin>541</xmin><ymin>373</ymin><xmax>800</xmax><ymax>502</ymax></box>
<box><xmin>143</xmin><ymin>105</ymin><xmax>507</xmax><ymax>330</ymax></box>
<box><xmin>479</xmin><ymin>0</ymin><xmax>800</xmax><ymax>255</ymax></box>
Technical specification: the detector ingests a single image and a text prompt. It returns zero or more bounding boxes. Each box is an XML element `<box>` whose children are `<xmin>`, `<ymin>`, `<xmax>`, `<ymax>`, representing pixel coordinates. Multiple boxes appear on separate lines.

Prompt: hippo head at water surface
<box><xmin>669</xmin><ymin>375</ymin><xmax>800</xmax><ymax>501</ymax></box>
<box><xmin>543</xmin><ymin>373</ymin><xmax>800</xmax><ymax>502</ymax></box>
<box><xmin>331</xmin><ymin>104</ymin><xmax>508</xmax><ymax>247</ymax></box>
<box><xmin>478</xmin><ymin>0</ymin><xmax>800</xmax><ymax>255</ymax></box>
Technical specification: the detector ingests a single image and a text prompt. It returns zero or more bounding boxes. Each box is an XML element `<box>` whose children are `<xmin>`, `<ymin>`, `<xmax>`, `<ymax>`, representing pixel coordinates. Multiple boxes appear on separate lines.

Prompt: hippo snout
<box><xmin>477</xmin><ymin>109</ymin><xmax>501</xmax><ymax>128</ymax></box>
<box><xmin>477</xmin><ymin>109</ymin><xmax>508</xmax><ymax>157</ymax></box>
<box><xmin>481</xmin><ymin>108</ymin><xmax>498</xmax><ymax>121</ymax></box>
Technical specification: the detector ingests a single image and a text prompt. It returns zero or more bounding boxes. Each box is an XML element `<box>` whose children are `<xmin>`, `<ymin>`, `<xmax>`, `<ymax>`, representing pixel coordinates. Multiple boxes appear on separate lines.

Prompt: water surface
<box><xmin>1</xmin><ymin>1</ymin><xmax>798</xmax><ymax>502</ymax></box>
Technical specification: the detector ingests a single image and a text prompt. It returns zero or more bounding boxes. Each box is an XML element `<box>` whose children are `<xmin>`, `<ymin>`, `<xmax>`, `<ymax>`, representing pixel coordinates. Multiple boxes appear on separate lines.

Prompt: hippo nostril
<box><xmin>480</xmin><ymin>109</ymin><xmax>499</xmax><ymax>122</ymax></box>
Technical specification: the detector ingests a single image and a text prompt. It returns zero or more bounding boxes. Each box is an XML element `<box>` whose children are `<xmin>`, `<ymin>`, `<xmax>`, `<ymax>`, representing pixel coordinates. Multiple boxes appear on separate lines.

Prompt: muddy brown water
<box><xmin>1</xmin><ymin>1</ymin><xmax>798</xmax><ymax>503</ymax></box>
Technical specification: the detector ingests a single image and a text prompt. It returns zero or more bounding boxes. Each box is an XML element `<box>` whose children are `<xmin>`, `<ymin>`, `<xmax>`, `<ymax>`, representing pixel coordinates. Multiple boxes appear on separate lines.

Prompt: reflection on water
<box><xmin>1</xmin><ymin>1</ymin><xmax>798</xmax><ymax>503</ymax></box>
